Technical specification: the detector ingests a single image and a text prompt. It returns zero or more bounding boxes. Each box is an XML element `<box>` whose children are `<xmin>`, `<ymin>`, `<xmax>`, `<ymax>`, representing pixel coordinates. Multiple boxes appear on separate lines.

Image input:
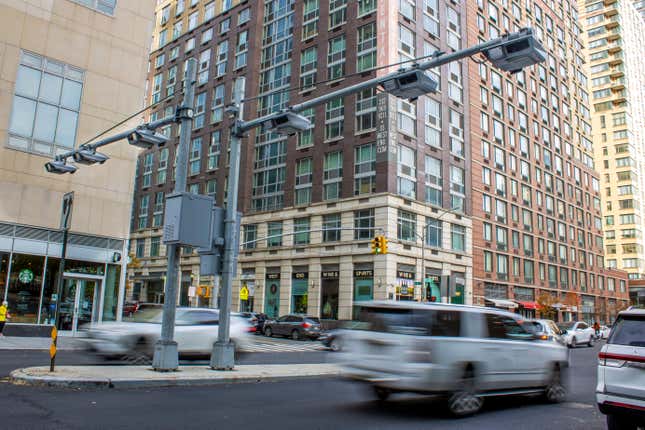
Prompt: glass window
<box><xmin>354</xmin><ymin>143</ymin><xmax>376</xmax><ymax>195</ymax></box>
<box><xmin>354</xmin><ymin>209</ymin><xmax>374</xmax><ymax>240</ymax></box>
<box><xmin>327</xmin><ymin>35</ymin><xmax>346</xmax><ymax>80</ymax></box>
<box><xmin>426</xmin><ymin>218</ymin><xmax>442</xmax><ymax>247</ymax></box>
<box><xmin>451</xmin><ymin>224</ymin><xmax>465</xmax><ymax>251</ymax></box>
<box><xmin>9</xmin><ymin>51</ymin><xmax>84</xmax><ymax>155</ymax></box>
<box><xmin>294</xmin><ymin>218</ymin><xmax>310</xmax><ymax>245</ymax></box>
<box><xmin>323</xmin><ymin>213</ymin><xmax>342</xmax><ymax>242</ymax></box>
<box><xmin>323</xmin><ymin>151</ymin><xmax>343</xmax><ymax>200</ymax></box>
<box><xmin>357</xmin><ymin>22</ymin><xmax>376</xmax><ymax>71</ymax></box>
<box><xmin>397</xmin><ymin>210</ymin><xmax>416</xmax><ymax>241</ymax></box>
<box><xmin>267</xmin><ymin>222</ymin><xmax>283</xmax><ymax>247</ymax></box>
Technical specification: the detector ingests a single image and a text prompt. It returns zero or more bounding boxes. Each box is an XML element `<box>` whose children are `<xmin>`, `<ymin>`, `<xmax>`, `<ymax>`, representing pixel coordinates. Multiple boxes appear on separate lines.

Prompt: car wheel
<box><xmin>448</xmin><ymin>366</ymin><xmax>483</xmax><ymax>417</ymax></box>
<box><xmin>264</xmin><ymin>327</ymin><xmax>273</xmax><ymax>337</ymax></box>
<box><xmin>607</xmin><ymin>414</ymin><xmax>637</xmax><ymax>430</ymax></box>
<box><xmin>544</xmin><ymin>365</ymin><xmax>566</xmax><ymax>403</ymax></box>
<box><xmin>291</xmin><ymin>329</ymin><xmax>301</xmax><ymax>341</ymax></box>
<box><xmin>330</xmin><ymin>338</ymin><xmax>342</xmax><ymax>352</ymax></box>
<box><xmin>123</xmin><ymin>337</ymin><xmax>152</xmax><ymax>365</ymax></box>
<box><xmin>373</xmin><ymin>386</ymin><xmax>390</xmax><ymax>401</ymax></box>
<box><xmin>588</xmin><ymin>336</ymin><xmax>595</xmax><ymax>347</ymax></box>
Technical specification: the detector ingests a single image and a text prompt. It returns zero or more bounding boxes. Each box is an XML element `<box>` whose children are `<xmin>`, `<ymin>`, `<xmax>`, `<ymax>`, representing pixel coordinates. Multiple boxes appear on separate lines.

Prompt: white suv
<box><xmin>340</xmin><ymin>301</ymin><xmax>569</xmax><ymax>416</ymax></box>
<box><xmin>558</xmin><ymin>321</ymin><xmax>596</xmax><ymax>348</ymax></box>
<box><xmin>597</xmin><ymin>308</ymin><xmax>645</xmax><ymax>430</ymax></box>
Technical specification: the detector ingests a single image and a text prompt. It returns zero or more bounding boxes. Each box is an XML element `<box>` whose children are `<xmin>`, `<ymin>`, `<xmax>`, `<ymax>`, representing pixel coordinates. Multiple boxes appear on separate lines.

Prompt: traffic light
<box><xmin>371</xmin><ymin>237</ymin><xmax>379</xmax><ymax>254</ymax></box>
<box><xmin>371</xmin><ymin>236</ymin><xmax>388</xmax><ymax>255</ymax></box>
<box><xmin>380</xmin><ymin>236</ymin><xmax>388</xmax><ymax>254</ymax></box>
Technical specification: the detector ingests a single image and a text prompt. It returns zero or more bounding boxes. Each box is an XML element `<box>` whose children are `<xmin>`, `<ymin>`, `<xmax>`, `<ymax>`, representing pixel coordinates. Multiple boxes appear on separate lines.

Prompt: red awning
<box><xmin>516</xmin><ymin>301</ymin><xmax>538</xmax><ymax>310</ymax></box>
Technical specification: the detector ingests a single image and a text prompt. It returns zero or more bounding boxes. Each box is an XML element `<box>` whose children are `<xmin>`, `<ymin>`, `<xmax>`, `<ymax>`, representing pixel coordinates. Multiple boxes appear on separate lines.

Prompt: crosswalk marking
<box><xmin>241</xmin><ymin>338</ymin><xmax>326</xmax><ymax>353</ymax></box>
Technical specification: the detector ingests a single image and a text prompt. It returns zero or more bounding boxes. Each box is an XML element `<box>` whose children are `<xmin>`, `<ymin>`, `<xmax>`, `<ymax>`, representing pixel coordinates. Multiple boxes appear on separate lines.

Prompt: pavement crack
<box><xmin>11</xmin><ymin>390</ymin><xmax>81</xmax><ymax>430</ymax></box>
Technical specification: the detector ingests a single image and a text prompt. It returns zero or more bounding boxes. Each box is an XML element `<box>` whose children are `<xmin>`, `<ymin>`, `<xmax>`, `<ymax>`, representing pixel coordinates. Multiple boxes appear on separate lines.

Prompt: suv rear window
<box><xmin>608</xmin><ymin>316</ymin><xmax>645</xmax><ymax>347</ymax></box>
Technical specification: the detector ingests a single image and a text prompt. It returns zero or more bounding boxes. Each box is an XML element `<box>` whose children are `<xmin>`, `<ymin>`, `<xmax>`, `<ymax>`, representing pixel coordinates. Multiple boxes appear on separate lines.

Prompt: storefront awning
<box><xmin>485</xmin><ymin>298</ymin><xmax>518</xmax><ymax>309</ymax></box>
<box><xmin>515</xmin><ymin>300</ymin><xmax>538</xmax><ymax>310</ymax></box>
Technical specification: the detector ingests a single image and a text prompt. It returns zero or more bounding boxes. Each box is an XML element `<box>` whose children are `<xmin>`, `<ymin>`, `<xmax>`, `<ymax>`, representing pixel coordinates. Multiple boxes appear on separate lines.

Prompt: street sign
<box><xmin>414</xmin><ymin>281</ymin><xmax>422</xmax><ymax>286</ymax></box>
<box><xmin>240</xmin><ymin>285</ymin><xmax>249</xmax><ymax>301</ymax></box>
<box><xmin>60</xmin><ymin>192</ymin><xmax>74</xmax><ymax>230</ymax></box>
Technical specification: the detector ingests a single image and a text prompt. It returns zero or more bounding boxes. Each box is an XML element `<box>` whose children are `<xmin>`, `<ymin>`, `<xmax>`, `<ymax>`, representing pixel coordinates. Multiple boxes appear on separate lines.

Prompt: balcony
<box><xmin>612</xmin><ymin>77</ymin><xmax>626</xmax><ymax>90</ymax></box>
<box><xmin>609</xmin><ymin>52</ymin><xmax>623</xmax><ymax>66</ymax></box>
<box><xmin>607</xmin><ymin>40</ymin><xmax>622</xmax><ymax>53</ymax></box>
<box><xmin>605</xmin><ymin>15</ymin><xmax>621</xmax><ymax>29</ymax></box>
<box><xmin>610</xmin><ymin>65</ymin><xmax>625</xmax><ymax>78</ymax></box>
<box><xmin>607</xmin><ymin>27</ymin><xmax>621</xmax><ymax>40</ymax></box>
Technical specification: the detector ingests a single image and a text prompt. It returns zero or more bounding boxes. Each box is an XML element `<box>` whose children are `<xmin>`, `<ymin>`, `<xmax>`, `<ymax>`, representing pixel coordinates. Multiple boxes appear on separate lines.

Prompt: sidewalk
<box><xmin>0</xmin><ymin>335</ymin><xmax>86</xmax><ymax>351</ymax></box>
<box><xmin>10</xmin><ymin>363</ymin><xmax>342</xmax><ymax>389</ymax></box>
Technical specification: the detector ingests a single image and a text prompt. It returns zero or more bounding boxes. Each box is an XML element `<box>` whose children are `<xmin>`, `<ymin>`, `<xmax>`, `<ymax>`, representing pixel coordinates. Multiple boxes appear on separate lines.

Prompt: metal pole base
<box><xmin>210</xmin><ymin>341</ymin><xmax>235</xmax><ymax>370</ymax></box>
<box><xmin>152</xmin><ymin>339</ymin><xmax>179</xmax><ymax>371</ymax></box>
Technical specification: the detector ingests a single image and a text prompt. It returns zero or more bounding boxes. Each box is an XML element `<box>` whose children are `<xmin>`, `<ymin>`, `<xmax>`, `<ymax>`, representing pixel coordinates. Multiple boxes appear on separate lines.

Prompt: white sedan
<box><xmin>558</xmin><ymin>321</ymin><xmax>596</xmax><ymax>348</ymax></box>
<box><xmin>598</xmin><ymin>325</ymin><xmax>611</xmax><ymax>340</ymax></box>
<box><xmin>83</xmin><ymin>307</ymin><xmax>252</xmax><ymax>362</ymax></box>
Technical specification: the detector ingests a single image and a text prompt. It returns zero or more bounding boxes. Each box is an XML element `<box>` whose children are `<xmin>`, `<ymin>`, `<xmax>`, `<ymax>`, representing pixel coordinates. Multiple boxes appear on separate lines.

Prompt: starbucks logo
<box><xmin>18</xmin><ymin>268</ymin><xmax>34</xmax><ymax>284</ymax></box>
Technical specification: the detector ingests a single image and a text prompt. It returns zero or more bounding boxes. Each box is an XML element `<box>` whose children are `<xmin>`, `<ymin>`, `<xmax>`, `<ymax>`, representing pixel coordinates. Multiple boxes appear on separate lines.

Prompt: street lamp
<box><xmin>482</xmin><ymin>28</ymin><xmax>546</xmax><ymax>74</ymax></box>
<box><xmin>380</xmin><ymin>70</ymin><xmax>438</xmax><ymax>100</ymax></box>
<box><xmin>72</xmin><ymin>147</ymin><xmax>109</xmax><ymax>165</ymax></box>
<box><xmin>266</xmin><ymin>110</ymin><xmax>311</xmax><ymax>136</ymax></box>
<box><xmin>44</xmin><ymin>159</ymin><xmax>77</xmax><ymax>174</ymax></box>
<box><xmin>127</xmin><ymin>127</ymin><xmax>170</xmax><ymax>149</ymax></box>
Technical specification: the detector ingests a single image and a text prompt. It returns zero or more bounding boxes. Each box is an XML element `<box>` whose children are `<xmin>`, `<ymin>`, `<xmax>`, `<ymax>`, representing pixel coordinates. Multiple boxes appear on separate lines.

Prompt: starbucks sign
<box><xmin>18</xmin><ymin>268</ymin><xmax>34</xmax><ymax>284</ymax></box>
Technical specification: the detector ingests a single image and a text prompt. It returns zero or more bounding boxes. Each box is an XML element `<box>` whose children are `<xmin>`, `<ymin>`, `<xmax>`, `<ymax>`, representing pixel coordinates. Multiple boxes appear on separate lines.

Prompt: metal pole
<box><xmin>211</xmin><ymin>77</ymin><xmax>245</xmax><ymax>370</ymax></box>
<box><xmin>50</xmin><ymin>227</ymin><xmax>69</xmax><ymax>371</ymax></box>
<box><xmin>152</xmin><ymin>57</ymin><xmax>197</xmax><ymax>372</ymax></box>
<box><xmin>421</xmin><ymin>224</ymin><xmax>426</xmax><ymax>303</ymax></box>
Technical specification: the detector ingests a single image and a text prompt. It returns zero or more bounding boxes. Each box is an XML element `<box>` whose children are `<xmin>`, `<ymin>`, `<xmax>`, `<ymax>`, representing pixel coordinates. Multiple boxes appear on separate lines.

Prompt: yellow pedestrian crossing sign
<box><xmin>240</xmin><ymin>285</ymin><xmax>249</xmax><ymax>301</ymax></box>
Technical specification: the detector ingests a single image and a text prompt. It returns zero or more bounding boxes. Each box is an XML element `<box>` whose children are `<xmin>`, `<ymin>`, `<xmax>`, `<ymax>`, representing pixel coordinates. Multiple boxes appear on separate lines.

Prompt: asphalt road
<box><xmin>0</xmin><ymin>343</ymin><xmax>607</xmax><ymax>430</ymax></box>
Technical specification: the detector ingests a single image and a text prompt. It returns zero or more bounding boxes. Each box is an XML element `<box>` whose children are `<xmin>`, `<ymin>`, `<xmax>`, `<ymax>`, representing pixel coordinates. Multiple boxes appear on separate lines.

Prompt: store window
<box><xmin>6</xmin><ymin>254</ymin><xmax>45</xmax><ymax>323</ymax></box>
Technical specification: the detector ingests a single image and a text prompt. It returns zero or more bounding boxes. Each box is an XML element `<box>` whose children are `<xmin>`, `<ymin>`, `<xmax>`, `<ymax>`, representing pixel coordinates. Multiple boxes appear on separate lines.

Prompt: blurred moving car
<box><xmin>597</xmin><ymin>308</ymin><xmax>645</xmax><ymax>430</ymax></box>
<box><xmin>598</xmin><ymin>325</ymin><xmax>611</xmax><ymax>340</ymax></box>
<box><xmin>320</xmin><ymin>330</ymin><xmax>344</xmax><ymax>351</ymax></box>
<box><xmin>233</xmin><ymin>312</ymin><xmax>266</xmax><ymax>334</ymax></box>
<box><xmin>122</xmin><ymin>302</ymin><xmax>138</xmax><ymax>317</ymax></box>
<box><xmin>522</xmin><ymin>319</ymin><xmax>566</xmax><ymax>345</ymax></box>
<box><xmin>558</xmin><ymin>321</ymin><xmax>596</xmax><ymax>348</ymax></box>
<box><xmin>263</xmin><ymin>314</ymin><xmax>322</xmax><ymax>340</ymax></box>
<box><xmin>340</xmin><ymin>301</ymin><xmax>569</xmax><ymax>417</ymax></box>
<box><xmin>84</xmin><ymin>307</ymin><xmax>252</xmax><ymax>361</ymax></box>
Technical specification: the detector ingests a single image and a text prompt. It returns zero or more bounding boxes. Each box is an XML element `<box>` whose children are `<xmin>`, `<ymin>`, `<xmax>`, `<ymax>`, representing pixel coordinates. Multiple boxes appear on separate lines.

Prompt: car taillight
<box><xmin>247</xmin><ymin>326</ymin><xmax>257</xmax><ymax>333</ymax></box>
<box><xmin>598</xmin><ymin>352</ymin><xmax>627</xmax><ymax>368</ymax></box>
<box><xmin>301</xmin><ymin>322</ymin><xmax>311</xmax><ymax>329</ymax></box>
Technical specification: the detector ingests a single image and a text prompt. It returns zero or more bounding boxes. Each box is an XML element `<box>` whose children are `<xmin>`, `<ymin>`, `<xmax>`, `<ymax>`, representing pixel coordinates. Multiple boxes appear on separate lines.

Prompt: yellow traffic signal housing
<box><xmin>380</xmin><ymin>236</ymin><xmax>388</xmax><ymax>254</ymax></box>
<box><xmin>371</xmin><ymin>237</ymin><xmax>379</xmax><ymax>254</ymax></box>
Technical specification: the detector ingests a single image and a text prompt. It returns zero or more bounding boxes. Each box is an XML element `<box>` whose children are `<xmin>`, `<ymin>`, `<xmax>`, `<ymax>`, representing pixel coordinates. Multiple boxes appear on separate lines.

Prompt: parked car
<box><xmin>340</xmin><ymin>301</ymin><xmax>569</xmax><ymax>417</ymax></box>
<box><xmin>84</xmin><ymin>307</ymin><xmax>252</xmax><ymax>362</ymax></box>
<box><xmin>263</xmin><ymin>314</ymin><xmax>322</xmax><ymax>340</ymax></box>
<box><xmin>523</xmin><ymin>319</ymin><xmax>566</xmax><ymax>345</ymax></box>
<box><xmin>558</xmin><ymin>321</ymin><xmax>596</xmax><ymax>348</ymax></box>
<box><xmin>597</xmin><ymin>307</ymin><xmax>645</xmax><ymax>430</ymax></box>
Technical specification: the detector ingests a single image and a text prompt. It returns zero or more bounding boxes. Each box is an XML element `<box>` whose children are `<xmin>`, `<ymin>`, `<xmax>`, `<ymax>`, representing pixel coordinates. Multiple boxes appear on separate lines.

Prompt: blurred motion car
<box><xmin>340</xmin><ymin>301</ymin><xmax>569</xmax><ymax>416</ymax></box>
<box><xmin>84</xmin><ymin>307</ymin><xmax>252</xmax><ymax>361</ymax></box>
<box><xmin>597</xmin><ymin>308</ymin><xmax>645</xmax><ymax>430</ymax></box>
<box><xmin>232</xmin><ymin>312</ymin><xmax>266</xmax><ymax>334</ymax></box>
<box><xmin>558</xmin><ymin>321</ymin><xmax>596</xmax><ymax>348</ymax></box>
<box><xmin>598</xmin><ymin>325</ymin><xmax>611</xmax><ymax>340</ymax></box>
<box><xmin>263</xmin><ymin>314</ymin><xmax>322</xmax><ymax>340</ymax></box>
<box><xmin>523</xmin><ymin>319</ymin><xmax>566</xmax><ymax>345</ymax></box>
<box><xmin>122</xmin><ymin>302</ymin><xmax>138</xmax><ymax>317</ymax></box>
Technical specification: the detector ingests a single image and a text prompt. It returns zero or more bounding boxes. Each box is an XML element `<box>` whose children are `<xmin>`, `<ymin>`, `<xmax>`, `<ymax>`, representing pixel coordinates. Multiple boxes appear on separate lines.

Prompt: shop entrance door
<box><xmin>58</xmin><ymin>275</ymin><xmax>101</xmax><ymax>334</ymax></box>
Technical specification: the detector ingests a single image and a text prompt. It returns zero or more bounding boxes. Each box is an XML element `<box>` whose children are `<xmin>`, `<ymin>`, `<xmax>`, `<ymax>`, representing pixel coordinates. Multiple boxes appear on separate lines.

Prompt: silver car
<box><xmin>340</xmin><ymin>301</ymin><xmax>569</xmax><ymax>417</ymax></box>
<box><xmin>597</xmin><ymin>308</ymin><xmax>645</xmax><ymax>429</ymax></box>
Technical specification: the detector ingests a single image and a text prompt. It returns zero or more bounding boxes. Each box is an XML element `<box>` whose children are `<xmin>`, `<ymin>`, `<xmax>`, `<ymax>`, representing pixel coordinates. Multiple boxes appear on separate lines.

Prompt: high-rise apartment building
<box><xmin>130</xmin><ymin>0</ymin><xmax>629</xmax><ymax>323</ymax></box>
<box><xmin>0</xmin><ymin>0</ymin><xmax>155</xmax><ymax>332</ymax></box>
<box><xmin>130</xmin><ymin>0</ymin><xmax>473</xmax><ymax>319</ymax></box>
<box><xmin>631</xmin><ymin>0</ymin><xmax>645</xmax><ymax>19</ymax></box>
<box><xmin>579</xmin><ymin>0</ymin><xmax>645</xmax><ymax>306</ymax></box>
<box><xmin>467</xmin><ymin>0</ymin><xmax>629</xmax><ymax>322</ymax></box>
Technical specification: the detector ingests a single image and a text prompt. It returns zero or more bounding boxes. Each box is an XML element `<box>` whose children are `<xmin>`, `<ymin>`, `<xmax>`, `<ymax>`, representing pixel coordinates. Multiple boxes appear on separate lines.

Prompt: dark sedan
<box><xmin>263</xmin><ymin>314</ymin><xmax>322</xmax><ymax>340</ymax></box>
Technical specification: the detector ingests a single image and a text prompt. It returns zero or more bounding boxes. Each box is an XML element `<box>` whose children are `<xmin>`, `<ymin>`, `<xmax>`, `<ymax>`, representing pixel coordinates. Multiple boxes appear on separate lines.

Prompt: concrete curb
<box><xmin>10</xmin><ymin>364</ymin><xmax>342</xmax><ymax>389</ymax></box>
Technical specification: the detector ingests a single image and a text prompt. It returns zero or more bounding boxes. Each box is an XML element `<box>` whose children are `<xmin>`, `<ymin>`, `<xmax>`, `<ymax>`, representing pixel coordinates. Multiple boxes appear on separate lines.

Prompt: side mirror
<box><xmin>560</xmin><ymin>329</ymin><xmax>567</xmax><ymax>335</ymax></box>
